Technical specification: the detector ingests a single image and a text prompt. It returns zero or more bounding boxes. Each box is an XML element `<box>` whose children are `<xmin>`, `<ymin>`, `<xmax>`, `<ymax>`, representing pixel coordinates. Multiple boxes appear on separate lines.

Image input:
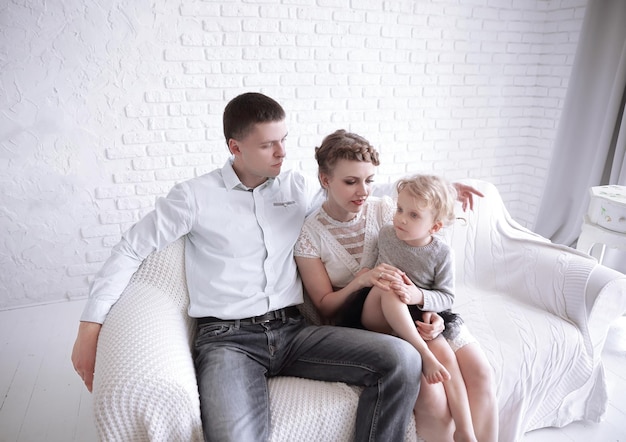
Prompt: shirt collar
<box><xmin>221</xmin><ymin>158</ymin><xmax>276</xmax><ymax>192</ymax></box>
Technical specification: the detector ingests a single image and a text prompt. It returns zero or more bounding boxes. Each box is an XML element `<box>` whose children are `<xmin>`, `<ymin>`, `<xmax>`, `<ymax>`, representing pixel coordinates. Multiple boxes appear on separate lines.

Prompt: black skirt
<box><xmin>335</xmin><ymin>287</ymin><xmax>371</xmax><ymax>329</ymax></box>
<box><xmin>336</xmin><ymin>287</ymin><xmax>464</xmax><ymax>340</ymax></box>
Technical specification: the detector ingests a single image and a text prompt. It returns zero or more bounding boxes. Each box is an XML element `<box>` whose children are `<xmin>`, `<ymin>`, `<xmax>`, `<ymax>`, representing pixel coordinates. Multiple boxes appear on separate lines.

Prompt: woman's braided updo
<box><xmin>315</xmin><ymin>129</ymin><xmax>380</xmax><ymax>177</ymax></box>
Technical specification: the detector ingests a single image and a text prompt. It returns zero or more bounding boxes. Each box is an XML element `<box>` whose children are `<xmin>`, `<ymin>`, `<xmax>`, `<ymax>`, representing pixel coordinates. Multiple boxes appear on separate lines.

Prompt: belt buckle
<box><xmin>251</xmin><ymin>311</ymin><xmax>274</xmax><ymax>324</ymax></box>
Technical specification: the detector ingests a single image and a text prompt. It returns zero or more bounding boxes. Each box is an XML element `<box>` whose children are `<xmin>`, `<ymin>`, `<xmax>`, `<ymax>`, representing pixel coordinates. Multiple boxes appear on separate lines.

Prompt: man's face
<box><xmin>229</xmin><ymin>120</ymin><xmax>288</xmax><ymax>188</ymax></box>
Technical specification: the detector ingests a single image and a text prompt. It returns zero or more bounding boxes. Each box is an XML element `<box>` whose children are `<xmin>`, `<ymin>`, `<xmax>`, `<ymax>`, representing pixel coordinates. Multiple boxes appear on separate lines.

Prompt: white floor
<box><xmin>0</xmin><ymin>300</ymin><xmax>624</xmax><ymax>442</ymax></box>
<box><xmin>0</xmin><ymin>301</ymin><xmax>97</xmax><ymax>442</ymax></box>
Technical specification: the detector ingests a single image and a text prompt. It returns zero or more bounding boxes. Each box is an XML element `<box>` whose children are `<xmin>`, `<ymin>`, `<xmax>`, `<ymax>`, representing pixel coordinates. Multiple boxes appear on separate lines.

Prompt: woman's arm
<box><xmin>296</xmin><ymin>256</ymin><xmax>404</xmax><ymax>318</ymax></box>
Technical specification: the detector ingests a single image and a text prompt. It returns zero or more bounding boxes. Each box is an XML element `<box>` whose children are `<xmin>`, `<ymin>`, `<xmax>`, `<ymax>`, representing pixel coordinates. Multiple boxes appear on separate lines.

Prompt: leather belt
<box><xmin>197</xmin><ymin>306</ymin><xmax>301</xmax><ymax>326</ymax></box>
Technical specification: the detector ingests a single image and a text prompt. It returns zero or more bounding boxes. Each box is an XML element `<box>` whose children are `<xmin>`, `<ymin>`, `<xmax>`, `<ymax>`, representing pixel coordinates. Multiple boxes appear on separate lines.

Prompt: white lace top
<box><xmin>294</xmin><ymin>196</ymin><xmax>395</xmax><ymax>289</ymax></box>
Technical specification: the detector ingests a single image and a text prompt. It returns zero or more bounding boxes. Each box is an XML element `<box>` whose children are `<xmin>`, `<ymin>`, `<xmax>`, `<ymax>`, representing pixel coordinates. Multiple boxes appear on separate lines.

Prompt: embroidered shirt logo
<box><xmin>273</xmin><ymin>201</ymin><xmax>296</xmax><ymax>207</ymax></box>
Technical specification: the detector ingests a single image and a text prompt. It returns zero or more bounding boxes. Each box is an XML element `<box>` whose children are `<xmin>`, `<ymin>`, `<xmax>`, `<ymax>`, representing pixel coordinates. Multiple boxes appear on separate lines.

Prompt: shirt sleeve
<box><xmin>80</xmin><ymin>182</ymin><xmax>195</xmax><ymax>323</ymax></box>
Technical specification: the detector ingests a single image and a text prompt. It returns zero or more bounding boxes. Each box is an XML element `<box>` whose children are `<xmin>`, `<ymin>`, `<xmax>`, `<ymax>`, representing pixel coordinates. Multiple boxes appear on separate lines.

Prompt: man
<box><xmin>72</xmin><ymin>92</ymin><xmax>422</xmax><ymax>441</ymax></box>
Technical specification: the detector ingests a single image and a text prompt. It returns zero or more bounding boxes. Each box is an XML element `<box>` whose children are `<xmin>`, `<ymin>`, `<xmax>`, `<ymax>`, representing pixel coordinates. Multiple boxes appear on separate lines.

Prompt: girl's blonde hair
<box><xmin>396</xmin><ymin>174</ymin><xmax>457</xmax><ymax>226</ymax></box>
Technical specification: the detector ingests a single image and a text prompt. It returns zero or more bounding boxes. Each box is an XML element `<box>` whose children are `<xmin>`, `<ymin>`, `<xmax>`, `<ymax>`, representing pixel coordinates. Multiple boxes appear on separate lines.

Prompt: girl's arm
<box><xmin>420</xmin><ymin>252</ymin><xmax>456</xmax><ymax>312</ymax></box>
<box><xmin>389</xmin><ymin>244</ymin><xmax>456</xmax><ymax>312</ymax></box>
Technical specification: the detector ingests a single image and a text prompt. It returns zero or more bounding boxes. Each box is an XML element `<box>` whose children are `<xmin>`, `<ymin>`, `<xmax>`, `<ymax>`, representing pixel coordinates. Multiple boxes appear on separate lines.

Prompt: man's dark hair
<box><xmin>223</xmin><ymin>92</ymin><xmax>286</xmax><ymax>144</ymax></box>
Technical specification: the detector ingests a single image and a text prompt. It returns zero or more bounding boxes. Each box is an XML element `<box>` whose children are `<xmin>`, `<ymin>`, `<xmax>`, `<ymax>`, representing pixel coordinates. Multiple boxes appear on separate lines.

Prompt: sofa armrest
<box><xmin>93</xmin><ymin>239</ymin><xmax>203</xmax><ymax>441</ymax></box>
<box><xmin>586</xmin><ymin>266</ymin><xmax>626</xmax><ymax>354</ymax></box>
<box><xmin>491</xmin><ymin>233</ymin><xmax>626</xmax><ymax>357</ymax></box>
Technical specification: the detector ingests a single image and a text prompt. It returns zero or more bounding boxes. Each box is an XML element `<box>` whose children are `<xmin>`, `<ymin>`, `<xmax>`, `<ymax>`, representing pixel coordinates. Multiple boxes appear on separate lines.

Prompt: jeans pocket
<box><xmin>195</xmin><ymin>323</ymin><xmax>234</xmax><ymax>346</ymax></box>
<box><xmin>286</xmin><ymin>315</ymin><xmax>305</xmax><ymax>327</ymax></box>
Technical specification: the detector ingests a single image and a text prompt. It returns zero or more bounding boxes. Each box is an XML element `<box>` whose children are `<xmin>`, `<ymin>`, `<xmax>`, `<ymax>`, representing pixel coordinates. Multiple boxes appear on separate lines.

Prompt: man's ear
<box><xmin>430</xmin><ymin>221</ymin><xmax>444</xmax><ymax>233</ymax></box>
<box><xmin>228</xmin><ymin>138</ymin><xmax>240</xmax><ymax>156</ymax></box>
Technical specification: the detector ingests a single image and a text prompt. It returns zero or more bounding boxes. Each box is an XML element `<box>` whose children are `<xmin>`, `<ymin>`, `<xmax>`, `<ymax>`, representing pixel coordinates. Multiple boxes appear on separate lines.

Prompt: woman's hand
<box><xmin>416</xmin><ymin>311</ymin><xmax>445</xmax><ymax>340</ymax></box>
<box><xmin>357</xmin><ymin>263</ymin><xmax>405</xmax><ymax>291</ymax></box>
<box><xmin>453</xmin><ymin>182</ymin><xmax>484</xmax><ymax>212</ymax></box>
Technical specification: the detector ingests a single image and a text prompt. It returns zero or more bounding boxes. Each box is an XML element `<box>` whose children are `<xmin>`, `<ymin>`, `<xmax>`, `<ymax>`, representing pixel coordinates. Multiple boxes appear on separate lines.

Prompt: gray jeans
<box><xmin>194</xmin><ymin>314</ymin><xmax>421</xmax><ymax>442</ymax></box>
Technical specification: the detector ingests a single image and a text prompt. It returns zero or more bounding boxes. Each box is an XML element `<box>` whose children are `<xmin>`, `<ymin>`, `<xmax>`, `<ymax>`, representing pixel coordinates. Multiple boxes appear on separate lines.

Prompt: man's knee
<box><xmin>385</xmin><ymin>336</ymin><xmax>422</xmax><ymax>380</ymax></box>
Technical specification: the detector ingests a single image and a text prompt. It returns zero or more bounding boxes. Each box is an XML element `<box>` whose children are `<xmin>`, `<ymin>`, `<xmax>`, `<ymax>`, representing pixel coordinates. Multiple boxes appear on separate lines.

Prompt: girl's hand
<box><xmin>389</xmin><ymin>273</ymin><xmax>424</xmax><ymax>306</ymax></box>
<box><xmin>416</xmin><ymin>311</ymin><xmax>445</xmax><ymax>340</ymax></box>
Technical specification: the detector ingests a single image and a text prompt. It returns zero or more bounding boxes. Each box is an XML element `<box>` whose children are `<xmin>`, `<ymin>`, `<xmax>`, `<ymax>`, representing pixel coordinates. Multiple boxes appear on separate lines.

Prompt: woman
<box><xmin>294</xmin><ymin>130</ymin><xmax>498</xmax><ymax>442</ymax></box>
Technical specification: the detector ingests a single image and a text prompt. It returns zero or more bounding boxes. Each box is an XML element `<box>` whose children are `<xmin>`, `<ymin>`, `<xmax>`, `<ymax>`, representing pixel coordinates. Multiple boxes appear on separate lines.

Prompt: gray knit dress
<box><xmin>377</xmin><ymin>224</ymin><xmax>463</xmax><ymax>340</ymax></box>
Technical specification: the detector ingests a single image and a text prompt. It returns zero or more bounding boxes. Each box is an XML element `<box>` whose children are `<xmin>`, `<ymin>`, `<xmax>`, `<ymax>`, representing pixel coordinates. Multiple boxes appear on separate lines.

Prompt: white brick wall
<box><xmin>0</xmin><ymin>0</ymin><xmax>587</xmax><ymax>309</ymax></box>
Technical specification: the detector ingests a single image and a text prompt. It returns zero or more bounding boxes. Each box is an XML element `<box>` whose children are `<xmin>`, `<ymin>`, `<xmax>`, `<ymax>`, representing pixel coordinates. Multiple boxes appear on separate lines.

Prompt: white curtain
<box><xmin>534</xmin><ymin>0</ymin><xmax>626</xmax><ymax>248</ymax></box>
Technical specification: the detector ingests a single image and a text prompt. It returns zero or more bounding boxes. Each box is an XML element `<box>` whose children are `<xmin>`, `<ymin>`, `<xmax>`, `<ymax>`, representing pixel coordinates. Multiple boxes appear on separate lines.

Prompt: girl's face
<box><xmin>320</xmin><ymin>159</ymin><xmax>376</xmax><ymax>222</ymax></box>
<box><xmin>393</xmin><ymin>188</ymin><xmax>442</xmax><ymax>247</ymax></box>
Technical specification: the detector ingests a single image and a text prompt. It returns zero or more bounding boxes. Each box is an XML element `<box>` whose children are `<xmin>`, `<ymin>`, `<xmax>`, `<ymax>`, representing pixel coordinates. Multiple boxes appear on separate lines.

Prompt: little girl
<box><xmin>362</xmin><ymin>174</ymin><xmax>477</xmax><ymax>442</ymax></box>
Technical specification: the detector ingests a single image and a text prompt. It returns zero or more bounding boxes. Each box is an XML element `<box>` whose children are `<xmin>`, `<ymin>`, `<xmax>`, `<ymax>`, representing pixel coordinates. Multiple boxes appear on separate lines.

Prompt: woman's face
<box><xmin>320</xmin><ymin>159</ymin><xmax>376</xmax><ymax>221</ymax></box>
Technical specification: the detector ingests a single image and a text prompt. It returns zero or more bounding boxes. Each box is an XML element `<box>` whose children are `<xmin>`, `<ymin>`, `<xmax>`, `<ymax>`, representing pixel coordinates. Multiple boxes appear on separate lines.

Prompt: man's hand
<box><xmin>453</xmin><ymin>182</ymin><xmax>484</xmax><ymax>212</ymax></box>
<box><xmin>71</xmin><ymin>321</ymin><xmax>102</xmax><ymax>392</ymax></box>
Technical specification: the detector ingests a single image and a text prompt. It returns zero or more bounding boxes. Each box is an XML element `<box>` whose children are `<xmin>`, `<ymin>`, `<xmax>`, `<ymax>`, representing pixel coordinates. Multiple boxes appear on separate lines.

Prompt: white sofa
<box><xmin>92</xmin><ymin>179</ymin><xmax>626</xmax><ymax>441</ymax></box>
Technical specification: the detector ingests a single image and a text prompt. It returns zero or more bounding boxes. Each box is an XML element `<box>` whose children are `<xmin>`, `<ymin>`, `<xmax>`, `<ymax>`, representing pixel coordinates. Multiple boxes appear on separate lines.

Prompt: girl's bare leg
<box><xmin>361</xmin><ymin>286</ymin><xmax>450</xmax><ymax>384</ymax></box>
<box><xmin>429</xmin><ymin>338</ymin><xmax>477</xmax><ymax>442</ymax></box>
<box><xmin>455</xmin><ymin>343</ymin><xmax>498</xmax><ymax>442</ymax></box>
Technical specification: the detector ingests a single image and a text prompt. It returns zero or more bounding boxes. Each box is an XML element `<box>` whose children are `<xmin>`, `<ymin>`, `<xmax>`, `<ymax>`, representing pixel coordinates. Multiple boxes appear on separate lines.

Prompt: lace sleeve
<box><xmin>294</xmin><ymin>225</ymin><xmax>320</xmax><ymax>258</ymax></box>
